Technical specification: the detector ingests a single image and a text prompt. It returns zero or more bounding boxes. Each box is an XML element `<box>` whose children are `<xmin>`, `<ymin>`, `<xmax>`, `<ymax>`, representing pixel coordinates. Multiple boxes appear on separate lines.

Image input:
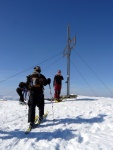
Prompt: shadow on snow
<box><xmin>75</xmin><ymin>98</ymin><xmax>98</xmax><ymax>101</ymax></box>
<box><xmin>0</xmin><ymin>114</ymin><xmax>107</xmax><ymax>141</ymax></box>
<box><xmin>45</xmin><ymin>98</ymin><xmax>98</xmax><ymax>104</ymax></box>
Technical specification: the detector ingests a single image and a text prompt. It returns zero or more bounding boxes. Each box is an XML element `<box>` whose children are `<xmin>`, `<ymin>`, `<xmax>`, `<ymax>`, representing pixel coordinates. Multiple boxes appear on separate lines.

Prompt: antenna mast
<box><xmin>64</xmin><ymin>25</ymin><xmax>76</xmax><ymax>96</ymax></box>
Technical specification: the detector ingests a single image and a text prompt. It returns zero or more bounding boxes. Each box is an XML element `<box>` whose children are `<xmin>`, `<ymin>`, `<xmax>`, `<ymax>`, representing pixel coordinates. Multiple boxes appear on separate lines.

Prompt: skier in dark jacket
<box><xmin>16</xmin><ymin>82</ymin><xmax>28</xmax><ymax>104</ymax></box>
<box><xmin>53</xmin><ymin>70</ymin><xmax>64</xmax><ymax>101</ymax></box>
<box><xmin>27</xmin><ymin>66</ymin><xmax>51</xmax><ymax>127</ymax></box>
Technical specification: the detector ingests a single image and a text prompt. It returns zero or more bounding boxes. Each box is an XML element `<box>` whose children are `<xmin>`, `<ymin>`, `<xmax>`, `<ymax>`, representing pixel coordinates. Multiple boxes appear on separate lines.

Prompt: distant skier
<box><xmin>53</xmin><ymin>70</ymin><xmax>64</xmax><ymax>101</ymax></box>
<box><xmin>16</xmin><ymin>82</ymin><xmax>28</xmax><ymax>104</ymax></box>
<box><xmin>26</xmin><ymin>66</ymin><xmax>51</xmax><ymax>128</ymax></box>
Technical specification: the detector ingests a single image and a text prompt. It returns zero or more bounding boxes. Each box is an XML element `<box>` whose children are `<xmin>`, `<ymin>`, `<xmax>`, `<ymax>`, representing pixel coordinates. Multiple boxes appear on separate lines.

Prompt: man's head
<box><xmin>57</xmin><ymin>70</ymin><xmax>61</xmax><ymax>75</ymax></box>
<box><xmin>34</xmin><ymin>66</ymin><xmax>41</xmax><ymax>73</ymax></box>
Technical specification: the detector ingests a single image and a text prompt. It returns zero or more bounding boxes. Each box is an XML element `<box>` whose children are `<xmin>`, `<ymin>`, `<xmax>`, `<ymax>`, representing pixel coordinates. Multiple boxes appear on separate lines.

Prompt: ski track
<box><xmin>0</xmin><ymin>96</ymin><xmax>113</xmax><ymax>150</ymax></box>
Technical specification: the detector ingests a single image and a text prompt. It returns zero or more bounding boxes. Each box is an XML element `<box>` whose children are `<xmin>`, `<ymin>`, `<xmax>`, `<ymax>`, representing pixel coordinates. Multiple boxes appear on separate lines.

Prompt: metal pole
<box><xmin>64</xmin><ymin>25</ymin><xmax>76</xmax><ymax>97</ymax></box>
<box><xmin>67</xmin><ymin>25</ymin><xmax>71</xmax><ymax>96</ymax></box>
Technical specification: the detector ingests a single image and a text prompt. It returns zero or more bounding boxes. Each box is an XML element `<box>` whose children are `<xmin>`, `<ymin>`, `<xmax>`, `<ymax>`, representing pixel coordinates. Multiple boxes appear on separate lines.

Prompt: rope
<box><xmin>71</xmin><ymin>60</ymin><xmax>97</xmax><ymax>96</ymax></box>
<box><xmin>3</xmin><ymin>55</ymin><xmax>64</xmax><ymax>97</ymax></box>
<box><xmin>73</xmin><ymin>50</ymin><xmax>113</xmax><ymax>96</ymax></box>
<box><xmin>5</xmin><ymin>89</ymin><xmax>16</xmax><ymax>95</ymax></box>
<box><xmin>43</xmin><ymin>55</ymin><xmax>64</xmax><ymax>70</ymax></box>
<box><xmin>0</xmin><ymin>51</ymin><xmax>63</xmax><ymax>84</ymax></box>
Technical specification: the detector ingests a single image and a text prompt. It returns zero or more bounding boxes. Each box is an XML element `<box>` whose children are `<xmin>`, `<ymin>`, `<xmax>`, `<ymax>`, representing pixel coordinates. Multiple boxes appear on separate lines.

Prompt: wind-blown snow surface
<box><xmin>0</xmin><ymin>95</ymin><xmax>113</xmax><ymax>150</ymax></box>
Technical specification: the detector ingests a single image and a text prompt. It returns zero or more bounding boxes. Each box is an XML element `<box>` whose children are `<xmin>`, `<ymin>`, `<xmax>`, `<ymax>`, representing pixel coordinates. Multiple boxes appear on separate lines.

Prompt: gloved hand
<box><xmin>47</xmin><ymin>78</ymin><xmax>51</xmax><ymax>84</ymax></box>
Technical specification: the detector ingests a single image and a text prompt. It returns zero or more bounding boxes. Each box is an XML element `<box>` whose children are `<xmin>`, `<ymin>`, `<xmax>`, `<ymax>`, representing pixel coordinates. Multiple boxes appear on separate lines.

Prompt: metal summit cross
<box><xmin>63</xmin><ymin>25</ymin><xmax>76</xmax><ymax>97</ymax></box>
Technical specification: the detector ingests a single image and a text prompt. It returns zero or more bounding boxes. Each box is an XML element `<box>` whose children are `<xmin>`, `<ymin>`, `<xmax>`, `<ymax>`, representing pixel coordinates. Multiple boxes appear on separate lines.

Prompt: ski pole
<box><xmin>23</xmin><ymin>90</ymin><xmax>27</xmax><ymax>109</ymax></box>
<box><xmin>49</xmin><ymin>84</ymin><xmax>54</xmax><ymax>122</ymax></box>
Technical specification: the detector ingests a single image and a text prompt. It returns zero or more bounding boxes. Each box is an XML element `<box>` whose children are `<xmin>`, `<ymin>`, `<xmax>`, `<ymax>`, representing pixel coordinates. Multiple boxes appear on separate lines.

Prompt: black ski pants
<box><xmin>16</xmin><ymin>88</ymin><xmax>24</xmax><ymax>102</ymax></box>
<box><xmin>28</xmin><ymin>90</ymin><xmax>44</xmax><ymax>123</ymax></box>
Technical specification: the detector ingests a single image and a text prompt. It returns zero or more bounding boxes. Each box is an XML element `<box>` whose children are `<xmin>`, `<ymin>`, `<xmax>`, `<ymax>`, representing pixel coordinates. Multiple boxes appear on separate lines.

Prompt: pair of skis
<box><xmin>54</xmin><ymin>99</ymin><xmax>63</xmax><ymax>103</ymax></box>
<box><xmin>25</xmin><ymin>111</ymin><xmax>49</xmax><ymax>134</ymax></box>
<box><xmin>45</xmin><ymin>98</ymin><xmax>63</xmax><ymax>102</ymax></box>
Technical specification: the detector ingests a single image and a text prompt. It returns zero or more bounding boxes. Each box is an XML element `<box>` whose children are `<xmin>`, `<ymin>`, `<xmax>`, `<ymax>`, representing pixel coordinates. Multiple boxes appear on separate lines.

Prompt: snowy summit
<box><xmin>0</xmin><ymin>95</ymin><xmax>113</xmax><ymax>150</ymax></box>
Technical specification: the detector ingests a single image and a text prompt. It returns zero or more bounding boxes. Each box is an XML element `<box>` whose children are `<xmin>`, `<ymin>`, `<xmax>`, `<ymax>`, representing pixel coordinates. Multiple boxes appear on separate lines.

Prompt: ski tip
<box><xmin>46</xmin><ymin>110</ymin><xmax>49</xmax><ymax>113</ymax></box>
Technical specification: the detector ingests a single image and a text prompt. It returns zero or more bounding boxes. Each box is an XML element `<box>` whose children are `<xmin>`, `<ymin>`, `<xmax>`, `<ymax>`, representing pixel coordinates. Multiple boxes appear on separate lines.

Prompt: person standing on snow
<box><xmin>26</xmin><ymin>66</ymin><xmax>51</xmax><ymax>128</ymax></box>
<box><xmin>16</xmin><ymin>82</ymin><xmax>28</xmax><ymax>104</ymax></box>
<box><xmin>53</xmin><ymin>70</ymin><xmax>64</xmax><ymax>101</ymax></box>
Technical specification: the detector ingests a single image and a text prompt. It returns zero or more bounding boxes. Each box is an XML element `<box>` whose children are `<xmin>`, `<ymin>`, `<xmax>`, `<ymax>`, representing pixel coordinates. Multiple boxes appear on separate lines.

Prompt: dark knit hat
<box><xmin>57</xmin><ymin>70</ymin><xmax>61</xmax><ymax>73</ymax></box>
<box><xmin>34</xmin><ymin>66</ymin><xmax>41</xmax><ymax>72</ymax></box>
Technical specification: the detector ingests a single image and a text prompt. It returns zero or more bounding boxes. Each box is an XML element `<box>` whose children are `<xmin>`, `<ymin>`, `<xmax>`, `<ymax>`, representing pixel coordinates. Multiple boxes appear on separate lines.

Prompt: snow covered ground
<box><xmin>0</xmin><ymin>95</ymin><xmax>113</xmax><ymax>150</ymax></box>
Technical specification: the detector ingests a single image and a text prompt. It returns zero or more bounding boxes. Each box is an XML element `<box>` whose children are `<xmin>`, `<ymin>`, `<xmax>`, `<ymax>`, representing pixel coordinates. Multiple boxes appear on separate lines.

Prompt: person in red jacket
<box><xmin>53</xmin><ymin>70</ymin><xmax>64</xmax><ymax>101</ymax></box>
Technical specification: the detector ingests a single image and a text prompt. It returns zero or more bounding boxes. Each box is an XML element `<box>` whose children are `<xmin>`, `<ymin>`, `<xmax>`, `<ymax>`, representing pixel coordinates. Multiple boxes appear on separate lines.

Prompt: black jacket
<box><xmin>53</xmin><ymin>75</ymin><xmax>64</xmax><ymax>86</ymax></box>
<box><xmin>19</xmin><ymin>82</ymin><xmax>28</xmax><ymax>89</ymax></box>
<box><xmin>27</xmin><ymin>72</ymin><xmax>51</xmax><ymax>92</ymax></box>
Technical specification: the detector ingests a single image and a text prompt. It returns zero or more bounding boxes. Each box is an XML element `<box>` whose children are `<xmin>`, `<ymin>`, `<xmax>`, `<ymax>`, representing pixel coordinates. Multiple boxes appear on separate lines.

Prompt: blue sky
<box><xmin>0</xmin><ymin>0</ymin><xmax>113</xmax><ymax>98</ymax></box>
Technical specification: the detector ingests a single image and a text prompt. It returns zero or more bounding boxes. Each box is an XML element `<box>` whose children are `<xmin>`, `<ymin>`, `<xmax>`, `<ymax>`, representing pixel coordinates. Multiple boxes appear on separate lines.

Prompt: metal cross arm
<box><xmin>63</xmin><ymin>36</ymin><xmax>76</xmax><ymax>56</ymax></box>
